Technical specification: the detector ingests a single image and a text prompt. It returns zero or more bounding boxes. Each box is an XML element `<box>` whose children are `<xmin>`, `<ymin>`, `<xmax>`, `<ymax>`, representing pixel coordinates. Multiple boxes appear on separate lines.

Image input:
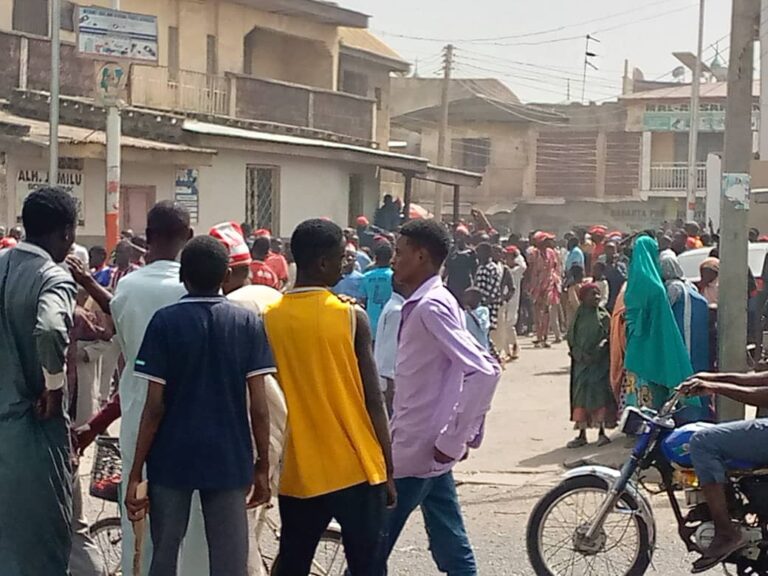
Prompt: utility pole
<box><xmin>686</xmin><ymin>0</ymin><xmax>705</xmax><ymax>222</ymax></box>
<box><xmin>719</xmin><ymin>0</ymin><xmax>758</xmax><ymax>422</ymax></box>
<box><xmin>49</xmin><ymin>0</ymin><xmax>60</xmax><ymax>184</ymax></box>
<box><xmin>760</xmin><ymin>0</ymin><xmax>768</xmax><ymax>156</ymax></box>
<box><xmin>104</xmin><ymin>0</ymin><xmax>122</xmax><ymax>253</ymax></box>
<box><xmin>581</xmin><ymin>35</ymin><xmax>599</xmax><ymax>104</ymax></box>
<box><xmin>435</xmin><ymin>43</ymin><xmax>454</xmax><ymax>221</ymax></box>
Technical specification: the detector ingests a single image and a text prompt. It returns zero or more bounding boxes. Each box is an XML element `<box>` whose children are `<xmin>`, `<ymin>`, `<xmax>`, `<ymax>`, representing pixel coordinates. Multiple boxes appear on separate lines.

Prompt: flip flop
<box><xmin>566</xmin><ymin>437</ymin><xmax>587</xmax><ymax>449</ymax></box>
<box><xmin>691</xmin><ymin>537</ymin><xmax>748</xmax><ymax>574</ymax></box>
<box><xmin>597</xmin><ymin>435</ymin><xmax>612</xmax><ymax>447</ymax></box>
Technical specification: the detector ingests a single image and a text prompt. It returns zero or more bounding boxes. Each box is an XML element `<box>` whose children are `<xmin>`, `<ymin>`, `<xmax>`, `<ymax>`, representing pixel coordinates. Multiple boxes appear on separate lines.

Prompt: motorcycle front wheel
<box><xmin>526</xmin><ymin>475</ymin><xmax>652</xmax><ymax>576</ymax></box>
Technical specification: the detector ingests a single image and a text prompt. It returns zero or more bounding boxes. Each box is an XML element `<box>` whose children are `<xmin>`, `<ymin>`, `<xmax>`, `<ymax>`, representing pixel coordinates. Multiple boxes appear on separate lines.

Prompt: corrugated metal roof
<box><xmin>0</xmin><ymin>110</ymin><xmax>216</xmax><ymax>154</ymax></box>
<box><xmin>621</xmin><ymin>80</ymin><xmax>760</xmax><ymax>101</ymax></box>
<box><xmin>339</xmin><ymin>28</ymin><xmax>410</xmax><ymax>70</ymax></box>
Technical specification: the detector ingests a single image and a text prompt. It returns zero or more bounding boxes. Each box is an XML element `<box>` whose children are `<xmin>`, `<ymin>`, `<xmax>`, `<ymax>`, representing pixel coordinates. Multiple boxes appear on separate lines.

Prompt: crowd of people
<box><xmin>7</xmin><ymin>182</ymin><xmax>768</xmax><ymax>575</ymax></box>
<box><xmin>0</xmin><ymin>188</ymin><xmax>502</xmax><ymax>576</ymax></box>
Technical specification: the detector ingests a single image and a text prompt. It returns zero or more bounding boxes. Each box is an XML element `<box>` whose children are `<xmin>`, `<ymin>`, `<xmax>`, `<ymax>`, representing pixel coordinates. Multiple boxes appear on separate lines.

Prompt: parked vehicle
<box><xmin>678</xmin><ymin>243</ymin><xmax>768</xmax><ymax>284</ymax></box>
<box><xmin>526</xmin><ymin>392</ymin><xmax>768</xmax><ymax>576</ymax></box>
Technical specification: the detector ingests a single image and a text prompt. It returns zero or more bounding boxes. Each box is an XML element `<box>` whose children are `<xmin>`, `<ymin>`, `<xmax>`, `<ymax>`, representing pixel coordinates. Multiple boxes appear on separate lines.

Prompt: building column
<box><xmin>452</xmin><ymin>184</ymin><xmax>460</xmax><ymax>224</ymax></box>
<box><xmin>522</xmin><ymin>128</ymin><xmax>538</xmax><ymax>199</ymax></box>
<box><xmin>641</xmin><ymin>131</ymin><xmax>652</xmax><ymax>195</ymax></box>
<box><xmin>595</xmin><ymin>131</ymin><xmax>607</xmax><ymax>198</ymax></box>
<box><xmin>403</xmin><ymin>172</ymin><xmax>413</xmax><ymax>222</ymax></box>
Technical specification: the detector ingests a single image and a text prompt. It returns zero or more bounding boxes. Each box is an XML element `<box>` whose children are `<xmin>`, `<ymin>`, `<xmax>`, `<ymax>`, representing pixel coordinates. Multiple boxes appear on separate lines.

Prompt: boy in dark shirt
<box><xmin>125</xmin><ymin>235</ymin><xmax>274</xmax><ymax>576</ymax></box>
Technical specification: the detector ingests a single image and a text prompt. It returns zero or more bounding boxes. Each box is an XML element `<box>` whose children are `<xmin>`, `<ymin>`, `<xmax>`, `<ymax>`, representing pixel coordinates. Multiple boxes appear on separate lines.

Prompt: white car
<box><xmin>677</xmin><ymin>243</ymin><xmax>768</xmax><ymax>284</ymax></box>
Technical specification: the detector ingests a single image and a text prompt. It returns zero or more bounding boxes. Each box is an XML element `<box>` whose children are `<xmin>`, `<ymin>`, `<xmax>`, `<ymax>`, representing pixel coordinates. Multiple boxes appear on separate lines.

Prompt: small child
<box><xmin>463</xmin><ymin>287</ymin><xmax>491</xmax><ymax>351</ymax></box>
<box><xmin>126</xmin><ymin>235</ymin><xmax>274</xmax><ymax>575</ymax></box>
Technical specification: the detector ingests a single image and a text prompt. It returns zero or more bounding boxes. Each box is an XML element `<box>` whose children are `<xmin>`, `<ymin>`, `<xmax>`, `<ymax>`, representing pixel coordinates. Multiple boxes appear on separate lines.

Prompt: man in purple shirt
<box><xmin>385</xmin><ymin>220</ymin><xmax>501</xmax><ymax>575</ymax></box>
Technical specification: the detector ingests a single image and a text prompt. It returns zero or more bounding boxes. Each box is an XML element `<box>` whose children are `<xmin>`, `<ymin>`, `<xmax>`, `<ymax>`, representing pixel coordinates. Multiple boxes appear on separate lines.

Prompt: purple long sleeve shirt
<box><xmin>391</xmin><ymin>275</ymin><xmax>501</xmax><ymax>479</ymax></box>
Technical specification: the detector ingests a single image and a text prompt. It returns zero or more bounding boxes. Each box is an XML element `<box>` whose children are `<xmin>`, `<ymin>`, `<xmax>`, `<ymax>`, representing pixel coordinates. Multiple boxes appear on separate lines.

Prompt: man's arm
<box><xmin>422</xmin><ymin>301</ymin><xmax>501</xmax><ymax>462</ymax></box>
<box><xmin>35</xmin><ymin>271</ymin><xmax>76</xmax><ymax>419</ymax></box>
<box><xmin>683</xmin><ymin>379</ymin><xmax>768</xmax><ymax>408</ymax></box>
<box><xmin>695</xmin><ymin>371</ymin><xmax>768</xmax><ymax>388</ymax></box>
<box><xmin>354</xmin><ymin>307</ymin><xmax>396</xmax><ymax>506</ymax></box>
<box><xmin>125</xmin><ymin>381</ymin><xmax>164</xmax><ymax>520</ymax></box>
<box><xmin>246</xmin><ymin>374</ymin><xmax>271</xmax><ymax>508</ymax></box>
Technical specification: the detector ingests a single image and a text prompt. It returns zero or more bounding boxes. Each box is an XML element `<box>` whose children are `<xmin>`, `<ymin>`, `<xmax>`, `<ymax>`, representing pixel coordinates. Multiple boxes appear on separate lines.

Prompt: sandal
<box><xmin>597</xmin><ymin>435</ymin><xmax>612</xmax><ymax>447</ymax></box>
<box><xmin>566</xmin><ymin>437</ymin><xmax>587</xmax><ymax>449</ymax></box>
<box><xmin>691</xmin><ymin>536</ymin><xmax>748</xmax><ymax>573</ymax></box>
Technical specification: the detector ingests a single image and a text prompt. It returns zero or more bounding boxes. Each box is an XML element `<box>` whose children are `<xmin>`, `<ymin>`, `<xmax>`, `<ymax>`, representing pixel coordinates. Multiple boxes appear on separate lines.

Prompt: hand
<box><xmin>75</xmin><ymin>424</ymin><xmax>97</xmax><ymax>454</ymax></box>
<box><xmin>125</xmin><ymin>477</ymin><xmax>149</xmax><ymax>522</ymax></box>
<box><xmin>433</xmin><ymin>447</ymin><xmax>455</xmax><ymax>465</ymax></box>
<box><xmin>678</xmin><ymin>378</ymin><xmax>717</xmax><ymax>398</ymax></box>
<box><xmin>66</xmin><ymin>255</ymin><xmax>93</xmax><ymax>287</ymax></box>
<box><xmin>385</xmin><ymin>477</ymin><xmax>397</xmax><ymax>509</ymax></box>
<box><xmin>36</xmin><ymin>389</ymin><xmax>63</xmax><ymax>420</ymax></box>
<box><xmin>246</xmin><ymin>468</ymin><xmax>270</xmax><ymax>509</ymax></box>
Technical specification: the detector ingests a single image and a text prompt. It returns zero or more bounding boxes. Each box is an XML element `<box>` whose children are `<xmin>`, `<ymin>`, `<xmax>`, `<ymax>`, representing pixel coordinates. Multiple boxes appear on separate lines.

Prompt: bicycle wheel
<box><xmin>90</xmin><ymin>517</ymin><xmax>122</xmax><ymax>576</ymax></box>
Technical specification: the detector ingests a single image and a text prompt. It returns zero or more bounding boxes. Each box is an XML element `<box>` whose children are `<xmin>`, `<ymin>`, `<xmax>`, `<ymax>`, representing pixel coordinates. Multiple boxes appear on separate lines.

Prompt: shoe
<box><xmin>691</xmin><ymin>536</ymin><xmax>748</xmax><ymax>573</ymax></box>
<box><xmin>566</xmin><ymin>437</ymin><xmax>587</xmax><ymax>449</ymax></box>
<box><xmin>597</xmin><ymin>435</ymin><xmax>611</xmax><ymax>447</ymax></box>
<box><xmin>542</xmin><ymin>342</ymin><xmax>552</xmax><ymax>349</ymax></box>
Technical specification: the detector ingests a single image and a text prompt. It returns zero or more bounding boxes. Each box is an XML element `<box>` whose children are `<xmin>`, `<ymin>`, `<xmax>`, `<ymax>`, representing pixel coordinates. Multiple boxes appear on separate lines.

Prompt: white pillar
<box><xmin>641</xmin><ymin>131</ymin><xmax>652</xmax><ymax>194</ymax></box>
<box><xmin>760</xmin><ymin>0</ymin><xmax>768</xmax><ymax>156</ymax></box>
<box><xmin>705</xmin><ymin>152</ymin><xmax>722</xmax><ymax>230</ymax></box>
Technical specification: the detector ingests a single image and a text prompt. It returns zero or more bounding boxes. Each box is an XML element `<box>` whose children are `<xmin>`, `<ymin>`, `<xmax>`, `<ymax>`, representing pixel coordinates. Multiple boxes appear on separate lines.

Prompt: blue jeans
<box><xmin>385</xmin><ymin>472</ymin><xmax>476</xmax><ymax>576</ymax></box>
<box><xmin>690</xmin><ymin>418</ymin><xmax>768</xmax><ymax>485</ymax></box>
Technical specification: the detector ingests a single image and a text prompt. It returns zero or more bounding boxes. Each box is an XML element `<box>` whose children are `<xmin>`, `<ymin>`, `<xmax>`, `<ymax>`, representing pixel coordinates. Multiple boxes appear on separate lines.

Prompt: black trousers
<box><xmin>273</xmin><ymin>482</ymin><xmax>387</xmax><ymax>576</ymax></box>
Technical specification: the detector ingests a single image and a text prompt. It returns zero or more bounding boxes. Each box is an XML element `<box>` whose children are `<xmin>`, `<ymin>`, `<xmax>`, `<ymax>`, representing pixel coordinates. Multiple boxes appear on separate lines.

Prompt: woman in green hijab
<box><xmin>623</xmin><ymin>235</ymin><xmax>708</xmax><ymax>420</ymax></box>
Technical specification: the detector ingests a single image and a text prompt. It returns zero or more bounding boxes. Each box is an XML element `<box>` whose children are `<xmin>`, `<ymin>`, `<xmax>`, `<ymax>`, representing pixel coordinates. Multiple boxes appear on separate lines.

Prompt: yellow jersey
<box><xmin>263</xmin><ymin>288</ymin><xmax>387</xmax><ymax>498</ymax></box>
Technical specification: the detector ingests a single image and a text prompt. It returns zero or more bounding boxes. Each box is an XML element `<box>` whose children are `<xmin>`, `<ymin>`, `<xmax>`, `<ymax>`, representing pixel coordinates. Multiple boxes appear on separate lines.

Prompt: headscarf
<box><xmin>578</xmin><ymin>282</ymin><xmax>599</xmax><ymax>303</ymax></box>
<box><xmin>660</xmin><ymin>252</ymin><xmax>695</xmax><ymax>306</ymax></box>
<box><xmin>700</xmin><ymin>257</ymin><xmax>720</xmax><ymax>273</ymax></box>
<box><xmin>624</xmin><ymin>236</ymin><xmax>693</xmax><ymax>388</ymax></box>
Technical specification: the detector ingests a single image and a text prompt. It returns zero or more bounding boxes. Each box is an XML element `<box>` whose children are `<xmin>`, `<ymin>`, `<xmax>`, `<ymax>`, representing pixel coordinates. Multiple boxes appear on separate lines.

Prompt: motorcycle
<box><xmin>526</xmin><ymin>391</ymin><xmax>768</xmax><ymax>575</ymax></box>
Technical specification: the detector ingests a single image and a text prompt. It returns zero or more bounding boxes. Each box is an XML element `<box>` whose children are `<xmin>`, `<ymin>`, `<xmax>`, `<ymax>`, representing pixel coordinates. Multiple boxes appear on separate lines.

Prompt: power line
<box><xmin>373</xmin><ymin>0</ymin><xmax>690</xmax><ymax>44</ymax></box>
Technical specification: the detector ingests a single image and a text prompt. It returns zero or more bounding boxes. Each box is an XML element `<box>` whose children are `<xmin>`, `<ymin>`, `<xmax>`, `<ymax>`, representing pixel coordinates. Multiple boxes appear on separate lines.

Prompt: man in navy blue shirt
<box><xmin>125</xmin><ymin>235</ymin><xmax>274</xmax><ymax>576</ymax></box>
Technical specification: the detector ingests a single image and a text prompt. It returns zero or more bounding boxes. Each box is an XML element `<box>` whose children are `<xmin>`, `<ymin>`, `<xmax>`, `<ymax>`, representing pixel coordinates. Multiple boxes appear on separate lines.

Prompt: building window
<box><xmin>341</xmin><ymin>70</ymin><xmax>369</xmax><ymax>97</ymax></box>
<box><xmin>61</xmin><ymin>1</ymin><xmax>75</xmax><ymax>32</ymax></box>
<box><xmin>452</xmin><ymin>138</ymin><xmax>491</xmax><ymax>172</ymax></box>
<box><xmin>374</xmin><ymin>87</ymin><xmax>382</xmax><ymax>111</ymax></box>
<box><xmin>168</xmin><ymin>26</ymin><xmax>180</xmax><ymax>81</ymax></box>
<box><xmin>206</xmin><ymin>34</ymin><xmax>218</xmax><ymax>76</ymax></box>
<box><xmin>13</xmin><ymin>0</ymin><xmax>49</xmax><ymax>36</ymax></box>
<box><xmin>246</xmin><ymin>166</ymin><xmax>280</xmax><ymax>234</ymax></box>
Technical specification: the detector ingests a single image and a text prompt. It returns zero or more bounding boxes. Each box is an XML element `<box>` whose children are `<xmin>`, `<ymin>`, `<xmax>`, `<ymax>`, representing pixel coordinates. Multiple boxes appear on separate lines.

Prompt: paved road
<box><xmin>82</xmin><ymin>337</ymin><xmax>698</xmax><ymax>575</ymax></box>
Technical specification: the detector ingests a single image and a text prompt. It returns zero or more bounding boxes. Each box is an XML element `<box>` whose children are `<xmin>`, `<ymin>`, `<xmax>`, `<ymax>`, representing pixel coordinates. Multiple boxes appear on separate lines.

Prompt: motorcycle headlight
<box><xmin>619</xmin><ymin>407</ymin><xmax>649</xmax><ymax>436</ymax></box>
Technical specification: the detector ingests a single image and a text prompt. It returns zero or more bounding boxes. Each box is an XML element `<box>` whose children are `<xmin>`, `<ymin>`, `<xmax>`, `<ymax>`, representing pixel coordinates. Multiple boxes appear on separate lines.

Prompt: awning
<box><xmin>0</xmin><ymin>110</ymin><xmax>217</xmax><ymax>166</ymax></box>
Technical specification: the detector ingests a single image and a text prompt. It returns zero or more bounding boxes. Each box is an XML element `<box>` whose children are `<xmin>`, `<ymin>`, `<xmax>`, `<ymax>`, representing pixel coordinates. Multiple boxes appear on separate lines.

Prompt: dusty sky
<box><xmin>342</xmin><ymin>0</ymin><xmax>733</xmax><ymax>104</ymax></box>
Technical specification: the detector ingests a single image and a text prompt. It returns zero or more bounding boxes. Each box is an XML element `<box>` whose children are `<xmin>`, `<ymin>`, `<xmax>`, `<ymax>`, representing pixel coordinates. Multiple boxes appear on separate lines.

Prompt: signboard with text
<box><xmin>16</xmin><ymin>162</ymin><xmax>85</xmax><ymax>225</ymax></box>
<box><xmin>643</xmin><ymin>111</ymin><xmax>760</xmax><ymax>133</ymax></box>
<box><xmin>175</xmin><ymin>169</ymin><xmax>199</xmax><ymax>224</ymax></box>
<box><xmin>76</xmin><ymin>6</ymin><xmax>158</xmax><ymax>63</ymax></box>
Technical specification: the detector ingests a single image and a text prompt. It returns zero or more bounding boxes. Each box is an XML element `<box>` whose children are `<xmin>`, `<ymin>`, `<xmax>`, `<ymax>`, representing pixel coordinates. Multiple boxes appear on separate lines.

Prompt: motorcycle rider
<box><xmin>680</xmin><ymin>371</ymin><xmax>768</xmax><ymax>573</ymax></box>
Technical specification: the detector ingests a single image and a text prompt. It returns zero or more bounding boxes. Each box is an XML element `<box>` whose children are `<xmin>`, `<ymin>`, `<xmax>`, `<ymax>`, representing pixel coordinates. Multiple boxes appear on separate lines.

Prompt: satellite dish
<box><xmin>672</xmin><ymin>66</ymin><xmax>686</xmax><ymax>81</ymax></box>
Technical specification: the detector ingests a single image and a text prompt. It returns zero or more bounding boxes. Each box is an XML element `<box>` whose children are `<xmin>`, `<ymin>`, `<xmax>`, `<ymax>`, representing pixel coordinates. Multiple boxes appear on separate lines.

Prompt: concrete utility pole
<box><xmin>104</xmin><ymin>0</ymin><xmax>122</xmax><ymax>253</ymax></box>
<box><xmin>435</xmin><ymin>43</ymin><xmax>454</xmax><ymax>221</ymax></box>
<box><xmin>719</xmin><ymin>0</ymin><xmax>758</xmax><ymax>422</ymax></box>
<box><xmin>760</xmin><ymin>0</ymin><xmax>768</xmax><ymax>156</ymax></box>
<box><xmin>49</xmin><ymin>0</ymin><xmax>60</xmax><ymax>184</ymax></box>
<box><xmin>686</xmin><ymin>0</ymin><xmax>706</xmax><ymax>222</ymax></box>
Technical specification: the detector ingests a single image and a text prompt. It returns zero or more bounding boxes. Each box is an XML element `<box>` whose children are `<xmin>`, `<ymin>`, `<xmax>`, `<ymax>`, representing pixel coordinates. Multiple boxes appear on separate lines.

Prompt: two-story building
<box><xmin>0</xmin><ymin>0</ymin><xmax>440</xmax><ymax>243</ymax></box>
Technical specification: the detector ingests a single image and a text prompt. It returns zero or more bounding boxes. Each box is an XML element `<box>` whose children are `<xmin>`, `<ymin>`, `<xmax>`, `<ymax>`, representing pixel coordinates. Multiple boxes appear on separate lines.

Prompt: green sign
<box><xmin>643</xmin><ymin>111</ymin><xmax>760</xmax><ymax>133</ymax></box>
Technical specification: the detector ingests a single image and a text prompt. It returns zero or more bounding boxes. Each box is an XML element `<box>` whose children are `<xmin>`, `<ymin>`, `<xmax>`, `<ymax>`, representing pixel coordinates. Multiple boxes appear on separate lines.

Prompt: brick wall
<box><xmin>235</xmin><ymin>76</ymin><xmax>311</xmax><ymax>128</ymax></box>
<box><xmin>27</xmin><ymin>36</ymin><xmax>95</xmax><ymax>98</ymax></box>
<box><xmin>536</xmin><ymin>131</ymin><xmax>598</xmax><ymax>197</ymax></box>
<box><xmin>0</xmin><ymin>33</ymin><xmax>20</xmax><ymax>99</ymax></box>
<box><xmin>312</xmin><ymin>91</ymin><xmax>372</xmax><ymax>140</ymax></box>
<box><xmin>605</xmin><ymin>132</ymin><xmax>641</xmax><ymax>196</ymax></box>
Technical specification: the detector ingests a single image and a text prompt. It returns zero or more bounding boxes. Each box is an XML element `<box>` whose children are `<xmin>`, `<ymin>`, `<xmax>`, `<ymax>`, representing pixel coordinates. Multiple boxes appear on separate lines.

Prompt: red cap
<box><xmin>254</xmin><ymin>228</ymin><xmax>271</xmax><ymax>238</ymax></box>
<box><xmin>209</xmin><ymin>222</ymin><xmax>252</xmax><ymax>268</ymax></box>
<box><xmin>356</xmin><ymin>216</ymin><xmax>369</xmax><ymax>226</ymax></box>
<box><xmin>504</xmin><ymin>245</ymin><xmax>520</xmax><ymax>256</ymax></box>
<box><xmin>589</xmin><ymin>225</ymin><xmax>608</xmax><ymax>235</ymax></box>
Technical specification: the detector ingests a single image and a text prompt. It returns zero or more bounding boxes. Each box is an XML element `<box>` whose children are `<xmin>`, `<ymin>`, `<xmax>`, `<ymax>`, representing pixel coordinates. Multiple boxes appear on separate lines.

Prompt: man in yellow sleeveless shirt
<box><xmin>263</xmin><ymin>219</ymin><xmax>395</xmax><ymax>576</ymax></box>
